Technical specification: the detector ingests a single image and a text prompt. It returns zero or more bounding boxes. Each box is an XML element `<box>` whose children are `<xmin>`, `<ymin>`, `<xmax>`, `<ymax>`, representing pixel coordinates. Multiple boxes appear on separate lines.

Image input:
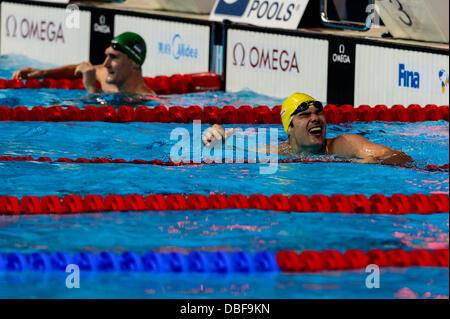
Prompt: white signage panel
<box><xmin>114</xmin><ymin>15</ymin><xmax>210</xmax><ymax>77</ymax></box>
<box><xmin>210</xmin><ymin>0</ymin><xmax>309</xmax><ymax>30</ymax></box>
<box><xmin>226</xmin><ymin>29</ymin><xmax>328</xmax><ymax>100</ymax></box>
<box><xmin>0</xmin><ymin>2</ymin><xmax>91</xmax><ymax>65</ymax></box>
<box><xmin>376</xmin><ymin>0</ymin><xmax>449</xmax><ymax>43</ymax></box>
<box><xmin>355</xmin><ymin>44</ymin><xmax>449</xmax><ymax>107</ymax></box>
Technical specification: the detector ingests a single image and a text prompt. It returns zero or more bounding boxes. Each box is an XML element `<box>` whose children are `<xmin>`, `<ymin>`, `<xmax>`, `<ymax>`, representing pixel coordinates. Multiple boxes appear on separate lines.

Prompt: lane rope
<box><xmin>0</xmin><ymin>193</ymin><xmax>448</xmax><ymax>216</ymax></box>
<box><xmin>0</xmin><ymin>249</ymin><xmax>447</xmax><ymax>273</ymax></box>
<box><xmin>0</xmin><ymin>155</ymin><xmax>448</xmax><ymax>173</ymax></box>
<box><xmin>276</xmin><ymin>248</ymin><xmax>449</xmax><ymax>272</ymax></box>
<box><xmin>0</xmin><ymin>104</ymin><xmax>448</xmax><ymax>123</ymax></box>
<box><xmin>0</xmin><ymin>72</ymin><xmax>221</xmax><ymax>95</ymax></box>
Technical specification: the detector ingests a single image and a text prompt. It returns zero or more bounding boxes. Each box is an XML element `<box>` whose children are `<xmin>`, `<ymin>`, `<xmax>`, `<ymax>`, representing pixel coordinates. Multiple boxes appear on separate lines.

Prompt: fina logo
<box><xmin>215</xmin><ymin>0</ymin><xmax>250</xmax><ymax>16</ymax></box>
<box><xmin>398</xmin><ymin>63</ymin><xmax>420</xmax><ymax>89</ymax></box>
<box><xmin>438</xmin><ymin>69</ymin><xmax>448</xmax><ymax>94</ymax></box>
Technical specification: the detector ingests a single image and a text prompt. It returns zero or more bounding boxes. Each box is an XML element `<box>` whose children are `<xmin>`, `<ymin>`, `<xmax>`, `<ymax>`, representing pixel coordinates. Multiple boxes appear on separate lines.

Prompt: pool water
<box><xmin>0</xmin><ymin>54</ymin><xmax>448</xmax><ymax>299</ymax></box>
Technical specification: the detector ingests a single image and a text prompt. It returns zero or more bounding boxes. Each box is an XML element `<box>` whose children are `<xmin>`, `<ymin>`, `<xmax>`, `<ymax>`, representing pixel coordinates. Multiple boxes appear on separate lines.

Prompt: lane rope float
<box><xmin>0</xmin><ymin>155</ymin><xmax>448</xmax><ymax>173</ymax></box>
<box><xmin>0</xmin><ymin>249</ymin><xmax>447</xmax><ymax>273</ymax></box>
<box><xmin>0</xmin><ymin>72</ymin><xmax>221</xmax><ymax>95</ymax></box>
<box><xmin>0</xmin><ymin>104</ymin><xmax>448</xmax><ymax>123</ymax></box>
<box><xmin>0</xmin><ymin>193</ymin><xmax>448</xmax><ymax>216</ymax></box>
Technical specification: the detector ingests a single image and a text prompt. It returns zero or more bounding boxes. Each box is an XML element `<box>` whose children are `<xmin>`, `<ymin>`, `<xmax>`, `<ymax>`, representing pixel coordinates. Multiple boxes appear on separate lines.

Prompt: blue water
<box><xmin>0</xmin><ymin>268</ymin><xmax>448</xmax><ymax>299</ymax></box>
<box><xmin>0</xmin><ymin>55</ymin><xmax>448</xmax><ymax>299</ymax></box>
<box><xmin>0</xmin><ymin>121</ymin><xmax>448</xmax><ymax>165</ymax></box>
<box><xmin>0</xmin><ymin>210</ymin><xmax>447</xmax><ymax>253</ymax></box>
<box><xmin>0</xmin><ymin>161</ymin><xmax>449</xmax><ymax>198</ymax></box>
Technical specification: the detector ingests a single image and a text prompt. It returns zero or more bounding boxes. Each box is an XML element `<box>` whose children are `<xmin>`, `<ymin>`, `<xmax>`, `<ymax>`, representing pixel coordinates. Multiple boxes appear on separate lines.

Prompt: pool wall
<box><xmin>0</xmin><ymin>0</ymin><xmax>448</xmax><ymax>106</ymax></box>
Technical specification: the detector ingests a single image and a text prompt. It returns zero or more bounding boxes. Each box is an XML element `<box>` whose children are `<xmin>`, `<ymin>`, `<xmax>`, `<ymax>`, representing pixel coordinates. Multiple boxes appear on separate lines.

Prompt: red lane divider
<box><xmin>276</xmin><ymin>248</ymin><xmax>449</xmax><ymax>272</ymax></box>
<box><xmin>0</xmin><ymin>155</ymin><xmax>448</xmax><ymax>173</ymax></box>
<box><xmin>0</xmin><ymin>104</ymin><xmax>448</xmax><ymax>123</ymax></box>
<box><xmin>0</xmin><ymin>72</ymin><xmax>221</xmax><ymax>95</ymax></box>
<box><xmin>0</xmin><ymin>193</ymin><xmax>447</xmax><ymax>215</ymax></box>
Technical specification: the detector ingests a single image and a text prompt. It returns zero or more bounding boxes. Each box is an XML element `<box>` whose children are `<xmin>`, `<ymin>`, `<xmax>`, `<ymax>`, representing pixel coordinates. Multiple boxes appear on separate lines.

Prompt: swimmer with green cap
<box><xmin>203</xmin><ymin>93</ymin><xmax>413</xmax><ymax>165</ymax></box>
<box><xmin>13</xmin><ymin>32</ymin><xmax>154</xmax><ymax>95</ymax></box>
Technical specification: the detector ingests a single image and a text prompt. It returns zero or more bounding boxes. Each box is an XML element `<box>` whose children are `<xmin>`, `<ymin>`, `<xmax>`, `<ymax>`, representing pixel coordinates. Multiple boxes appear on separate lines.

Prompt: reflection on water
<box><xmin>1</xmin><ymin>88</ymin><xmax>285</xmax><ymax>109</ymax></box>
<box><xmin>53</xmin><ymin>92</ymin><xmax>167</xmax><ymax>108</ymax></box>
<box><xmin>85</xmin><ymin>92</ymin><xmax>167</xmax><ymax>107</ymax></box>
<box><xmin>1</xmin><ymin>269</ymin><xmax>447</xmax><ymax>298</ymax></box>
<box><xmin>0</xmin><ymin>87</ymin><xmax>285</xmax><ymax>108</ymax></box>
<box><xmin>0</xmin><ymin>96</ymin><xmax>20</xmax><ymax>107</ymax></box>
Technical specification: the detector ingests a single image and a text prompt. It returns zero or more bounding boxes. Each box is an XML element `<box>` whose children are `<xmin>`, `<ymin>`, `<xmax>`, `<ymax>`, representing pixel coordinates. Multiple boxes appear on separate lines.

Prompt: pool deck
<box><xmin>74</xmin><ymin>0</ymin><xmax>449</xmax><ymax>51</ymax></box>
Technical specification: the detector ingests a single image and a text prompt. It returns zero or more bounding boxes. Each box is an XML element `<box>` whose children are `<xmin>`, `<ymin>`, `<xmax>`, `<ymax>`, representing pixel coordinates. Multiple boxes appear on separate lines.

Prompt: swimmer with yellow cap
<box><xmin>280</xmin><ymin>92</ymin><xmax>328</xmax><ymax>155</ymax></box>
<box><xmin>13</xmin><ymin>32</ymin><xmax>154</xmax><ymax>95</ymax></box>
<box><xmin>204</xmin><ymin>92</ymin><xmax>413</xmax><ymax>165</ymax></box>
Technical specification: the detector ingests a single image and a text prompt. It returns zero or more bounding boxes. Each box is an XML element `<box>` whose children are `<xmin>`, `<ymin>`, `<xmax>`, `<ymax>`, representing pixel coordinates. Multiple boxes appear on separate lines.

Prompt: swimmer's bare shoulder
<box><xmin>327</xmin><ymin>134</ymin><xmax>413</xmax><ymax>164</ymax></box>
<box><xmin>326</xmin><ymin>134</ymin><xmax>391</xmax><ymax>158</ymax></box>
<box><xmin>325</xmin><ymin>135</ymin><xmax>356</xmax><ymax>157</ymax></box>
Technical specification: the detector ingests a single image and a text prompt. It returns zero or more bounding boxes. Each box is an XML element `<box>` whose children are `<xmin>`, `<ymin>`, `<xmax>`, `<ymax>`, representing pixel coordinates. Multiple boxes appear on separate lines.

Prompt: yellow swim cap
<box><xmin>280</xmin><ymin>93</ymin><xmax>316</xmax><ymax>133</ymax></box>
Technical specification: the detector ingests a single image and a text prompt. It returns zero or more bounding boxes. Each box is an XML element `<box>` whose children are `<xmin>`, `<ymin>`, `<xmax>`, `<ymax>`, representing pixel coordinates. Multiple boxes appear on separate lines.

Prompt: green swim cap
<box><xmin>111</xmin><ymin>32</ymin><xmax>146</xmax><ymax>65</ymax></box>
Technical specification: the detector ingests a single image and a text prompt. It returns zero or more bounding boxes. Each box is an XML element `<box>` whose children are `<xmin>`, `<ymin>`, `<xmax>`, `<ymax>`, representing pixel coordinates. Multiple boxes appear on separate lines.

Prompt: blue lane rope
<box><xmin>0</xmin><ymin>251</ymin><xmax>279</xmax><ymax>273</ymax></box>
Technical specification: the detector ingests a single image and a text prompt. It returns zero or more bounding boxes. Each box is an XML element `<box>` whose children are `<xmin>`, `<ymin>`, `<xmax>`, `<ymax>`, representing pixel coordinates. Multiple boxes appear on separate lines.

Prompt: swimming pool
<box><xmin>0</xmin><ymin>55</ymin><xmax>448</xmax><ymax>299</ymax></box>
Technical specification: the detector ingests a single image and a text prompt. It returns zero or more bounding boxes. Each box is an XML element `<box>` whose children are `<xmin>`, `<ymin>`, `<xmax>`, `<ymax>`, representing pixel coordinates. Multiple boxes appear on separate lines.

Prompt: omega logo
<box><xmin>6</xmin><ymin>14</ymin><xmax>65</xmax><ymax>43</ymax></box>
<box><xmin>94</xmin><ymin>15</ymin><xmax>111</xmax><ymax>34</ymax></box>
<box><xmin>232</xmin><ymin>41</ymin><xmax>299</xmax><ymax>73</ymax></box>
<box><xmin>332</xmin><ymin>44</ymin><xmax>351</xmax><ymax>64</ymax></box>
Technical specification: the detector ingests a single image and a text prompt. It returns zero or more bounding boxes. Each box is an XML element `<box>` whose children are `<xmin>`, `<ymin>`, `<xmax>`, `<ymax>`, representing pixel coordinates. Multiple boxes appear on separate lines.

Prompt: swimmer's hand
<box><xmin>74</xmin><ymin>61</ymin><xmax>98</xmax><ymax>93</ymax></box>
<box><xmin>12</xmin><ymin>67</ymin><xmax>44</xmax><ymax>79</ymax></box>
<box><xmin>202</xmin><ymin>124</ymin><xmax>236</xmax><ymax>147</ymax></box>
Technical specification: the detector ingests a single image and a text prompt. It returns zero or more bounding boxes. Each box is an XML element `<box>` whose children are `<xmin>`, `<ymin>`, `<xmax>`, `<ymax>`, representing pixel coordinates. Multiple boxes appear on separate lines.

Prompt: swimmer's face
<box><xmin>103</xmin><ymin>46</ymin><xmax>138</xmax><ymax>85</ymax></box>
<box><xmin>288</xmin><ymin>106</ymin><xmax>326</xmax><ymax>152</ymax></box>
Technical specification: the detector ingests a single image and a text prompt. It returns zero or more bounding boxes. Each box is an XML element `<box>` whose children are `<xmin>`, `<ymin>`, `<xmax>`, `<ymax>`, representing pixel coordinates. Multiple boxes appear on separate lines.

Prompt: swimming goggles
<box><xmin>291</xmin><ymin>100</ymin><xmax>323</xmax><ymax>117</ymax></box>
<box><xmin>111</xmin><ymin>42</ymin><xmax>125</xmax><ymax>53</ymax></box>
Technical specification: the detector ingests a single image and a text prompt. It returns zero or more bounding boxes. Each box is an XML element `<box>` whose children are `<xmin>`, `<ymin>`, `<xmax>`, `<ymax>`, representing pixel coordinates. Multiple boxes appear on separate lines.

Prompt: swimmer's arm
<box><xmin>12</xmin><ymin>63</ymin><xmax>105</xmax><ymax>81</ymax></box>
<box><xmin>12</xmin><ymin>64</ymin><xmax>79</xmax><ymax>79</ymax></box>
<box><xmin>202</xmin><ymin>124</ymin><xmax>235</xmax><ymax>146</ymax></box>
<box><xmin>75</xmin><ymin>62</ymin><xmax>99</xmax><ymax>94</ymax></box>
<box><xmin>203</xmin><ymin>124</ymin><xmax>278</xmax><ymax>155</ymax></box>
<box><xmin>330</xmin><ymin>134</ymin><xmax>413</xmax><ymax>165</ymax></box>
<box><xmin>93</xmin><ymin>64</ymin><xmax>107</xmax><ymax>82</ymax></box>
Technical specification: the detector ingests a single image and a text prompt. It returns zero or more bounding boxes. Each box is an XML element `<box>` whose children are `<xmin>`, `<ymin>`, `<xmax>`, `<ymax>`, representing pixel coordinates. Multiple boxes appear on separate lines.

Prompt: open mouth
<box><xmin>308</xmin><ymin>126</ymin><xmax>323</xmax><ymax>136</ymax></box>
<box><xmin>106</xmin><ymin>70</ymin><xmax>115</xmax><ymax>81</ymax></box>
